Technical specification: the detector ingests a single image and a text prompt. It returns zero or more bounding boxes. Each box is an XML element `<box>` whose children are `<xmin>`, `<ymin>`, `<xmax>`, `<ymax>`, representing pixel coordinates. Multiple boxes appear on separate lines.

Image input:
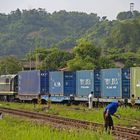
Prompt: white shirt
<box><xmin>88</xmin><ymin>93</ymin><xmax>93</xmax><ymax>102</ymax></box>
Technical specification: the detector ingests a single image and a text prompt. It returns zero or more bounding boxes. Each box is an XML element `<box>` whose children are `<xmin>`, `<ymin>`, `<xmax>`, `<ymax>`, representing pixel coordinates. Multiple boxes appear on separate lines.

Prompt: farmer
<box><xmin>0</xmin><ymin>112</ymin><xmax>3</xmax><ymax>119</ymax></box>
<box><xmin>130</xmin><ymin>94</ymin><xmax>135</xmax><ymax>107</ymax></box>
<box><xmin>103</xmin><ymin>101</ymin><xmax>123</xmax><ymax>131</ymax></box>
<box><xmin>47</xmin><ymin>93</ymin><xmax>51</xmax><ymax>109</ymax></box>
<box><xmin>88</xmin><ymin>91</ymin><xmax>93</xmax><ymax>109</ymax></box>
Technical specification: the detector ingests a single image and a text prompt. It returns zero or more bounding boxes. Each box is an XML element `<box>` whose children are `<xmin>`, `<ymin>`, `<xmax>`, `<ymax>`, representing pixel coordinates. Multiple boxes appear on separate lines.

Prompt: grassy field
<box><xmin>0</xmin><ymin>101</ymin><xmax>140</xmax><ymax>127</ymax></box>
<box><xmin>0</xmin><ymin>115</ymin><xmax>113</xmax><ymax>140</ymax></box>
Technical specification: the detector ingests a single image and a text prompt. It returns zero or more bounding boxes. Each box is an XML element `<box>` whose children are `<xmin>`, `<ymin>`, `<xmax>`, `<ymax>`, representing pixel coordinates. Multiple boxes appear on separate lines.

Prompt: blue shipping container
<box><xmin>101</xmin><ymin>68</ymin><xmax>122</xmax><ymax>98</ymax></box>
<box><xmin>18</xmin><ymin>70</ymin><xmax>49</xmax><ymax>95</ymax></box>
<box><xmin>18</xmin><ymin>70</ymin><xmax>40</xmax><ymax>95</ymax></box>
<box><xmin>40</xmin><ymin>70</ymin><xmax>49</xmax><ymax>94</ymax></box>
<box><xmin>94</xmin><ymin>70</ymin><xmax>101</xmax><ymax>97</ymax></box>
<box><xmin>49</xmin><ymin>71</ymin><xmax>63</xmax><ymax>95</ymax></box>
<box><xmin>76</xmin><ymin>70</ymin><xmax>94</xmax><ymax>96</ymax></box>
<box><xmin>122</xmin><ymin>68</ymin><xmax>130</xmax><ymax>98</ymax></box>
<box><xmin>64</xmin><ymin>71</ymin><xmax>76</xmax><ymax>96</ymax></box>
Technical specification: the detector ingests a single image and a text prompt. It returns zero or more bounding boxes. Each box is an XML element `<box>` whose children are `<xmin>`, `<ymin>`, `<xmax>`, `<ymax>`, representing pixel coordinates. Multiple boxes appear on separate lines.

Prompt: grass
<box><xmin>0</xmin><ymin>101</ymin><xmax>140</xmax><ymax>127</ymax></box>
<box><xmin>0</xmin><ymin>115</ymin><xmax>114</xmax><ymax>140</ymax></box>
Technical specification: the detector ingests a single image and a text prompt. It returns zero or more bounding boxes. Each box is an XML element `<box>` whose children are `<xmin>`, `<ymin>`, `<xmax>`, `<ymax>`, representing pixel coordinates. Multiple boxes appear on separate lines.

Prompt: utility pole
<box><xmin>29</xmin><ymin>49</ymin><xmax>32</xmax><ymax>70</ymax></box>
<box><xmin>36</xmin><ymin>52</ymin><xmax>40</xmax><ymax>70</ymax></box>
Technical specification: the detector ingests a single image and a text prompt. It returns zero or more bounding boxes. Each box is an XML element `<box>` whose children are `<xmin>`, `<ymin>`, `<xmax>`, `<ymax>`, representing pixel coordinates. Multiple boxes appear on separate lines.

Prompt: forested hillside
<box><xmin>0</xmin><ymin>9</ymin><xmax>140</xmax><ymax>73</ymax></box>
<box><xmin>0</xmin><ymin>9</ymin><xmax>140</xmax><ymax>58</ymax></box>
<box><xmin>0</xmin><ymin>9</ymin><xmax>99</xmax><ymax>57</ymax></box>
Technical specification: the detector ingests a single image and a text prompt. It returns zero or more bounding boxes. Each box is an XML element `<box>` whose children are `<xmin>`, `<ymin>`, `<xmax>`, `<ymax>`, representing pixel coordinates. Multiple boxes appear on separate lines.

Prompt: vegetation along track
<box><xmin>0</xmin><ymin>107</ymin><xmax>139</xmax><ymax>140</ymax></box>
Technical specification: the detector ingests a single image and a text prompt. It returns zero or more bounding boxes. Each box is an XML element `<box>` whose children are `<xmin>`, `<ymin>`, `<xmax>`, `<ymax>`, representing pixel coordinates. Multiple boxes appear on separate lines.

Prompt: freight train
<box><xmin>0</xmin><ymin>67</ymin><xmax>140</xmax><ymax>104</ymax></box>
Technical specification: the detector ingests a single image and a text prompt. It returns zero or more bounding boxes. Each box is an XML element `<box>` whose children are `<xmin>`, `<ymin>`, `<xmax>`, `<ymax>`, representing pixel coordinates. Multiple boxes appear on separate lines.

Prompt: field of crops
<box><xmin>0</xmin><ymin>115</ymin><xmax>113</xmax><ymax>140</ymax></box>
<box><xmin>0</xmin><ymin>101</ymin><xmax>140</xmax><ymax>128</ymax></box>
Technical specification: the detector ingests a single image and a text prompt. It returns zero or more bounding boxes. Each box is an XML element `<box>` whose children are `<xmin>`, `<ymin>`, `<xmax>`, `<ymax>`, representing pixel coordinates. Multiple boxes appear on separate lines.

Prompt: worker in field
<box><xmin>124</xmin><ymin>98</ymin><xmax>128</xmax><ymax>107</ymax></box>
<box><xmin>0</xmin><ymin>112</ymin><xmax>3</xmax><ymax>119</ymax></box>
<box><xmin>130</xmin><ymin>94</ymin><xmax>135</xmax><ymax>107</ymax></box>
<box><xmin>37</xmin><ymin>94</ymin><xmax>41</xmax><ymax>105</ymax></box>
<box><xmin>103</xmin><ymin>100</ymin><xmax>123</xmax><ymax>132</ymax></box>
<box><xmin>37</xmin><ymin>94</ymin><xmax>42</xmax><ymax>110</ymax></box>
<box><xmin>96</xmin><ymin>96</ymin><xmax>99</xmax><ymax>108</ymax></box>
<box><xmin>88</xmin><ymin>91</ymin><xmax>93</xmax><ymax>109</ymax></box>
<box><xmin>47</xmin><ymin>93</ymin><xmax>51</xmax><ymax>109</ymax></box>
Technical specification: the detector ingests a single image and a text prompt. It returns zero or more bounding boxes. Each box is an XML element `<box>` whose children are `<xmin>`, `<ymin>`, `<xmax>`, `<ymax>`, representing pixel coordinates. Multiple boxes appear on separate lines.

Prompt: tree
<box><xmin>67</xmin><ymin>39</ymin><xmax>101</xmax><ymax>70</ymax></box>
<box><xmin>0</xmin><ymin>56</ymin><xmax>22</xmax><ymax>75</ymax></box>
<box><xmin>67</xmin><ymin>56</ymin><xmax>95</xmax><ymax>70</ymax></box>
<box><xmin>41</xmin><ymin>47</ymin><xmax>73</xmax><ymax>70</ymax></box>
<box><xmin>73</xmin><ymin>39</ymin><xmax>101</xmax><ymax>59</ymax></box>
<box><xmin>26</xmin><ymin>47</ymin><xmax>47</xmax><ymax>61</ymax></box>
<box><xmin>97</xmin><ymin>57</ymin><xmax>115</xmax><ymax>69</ymax></box>
<box><xmin>117</xmin><ymin>11</ymin><xmax>140</xmax><ymax>20</ymax></box>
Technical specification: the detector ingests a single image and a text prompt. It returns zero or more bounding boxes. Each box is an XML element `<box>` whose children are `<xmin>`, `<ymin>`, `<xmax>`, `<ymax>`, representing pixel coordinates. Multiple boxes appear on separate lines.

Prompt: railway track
<box><xmin>0</xmin><ymin>107</ymin><xmax>139</xmax><ymax>140</ymax></box>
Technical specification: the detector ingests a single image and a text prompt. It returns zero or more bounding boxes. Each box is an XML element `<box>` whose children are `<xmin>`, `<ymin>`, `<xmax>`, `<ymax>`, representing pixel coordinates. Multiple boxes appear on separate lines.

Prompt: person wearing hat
<box><xmin>103</xmin><ymin>100</ymin><xmax>123</xmax><ymax>131</ymax></box>
<box><xmin>130</xmin><ymin>94</ymin><xmax>135</xmax><ymax>107</ymax></box>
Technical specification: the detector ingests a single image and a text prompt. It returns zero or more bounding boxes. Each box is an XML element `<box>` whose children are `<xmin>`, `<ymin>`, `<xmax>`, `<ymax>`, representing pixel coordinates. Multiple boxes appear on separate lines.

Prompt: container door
<box><xmin>76</xmin><ymin>70</ymin><xmax>93</xmax><ymax>96</ymax></box>
<box><xmin>94</xmin><ymin>70</ymin><xmax>101</xmax><ymax>98</ymax></box>
<box><xmin>18</xmin><ymin>70</ymin><xmax>40</xmax><ymax>95</ymax></box>
<box><xmin>131</xmin><ymin>67</ymin><xmax>140</xmax><ymax>99</ymax></box>
<box><xmin>122</xmin><ymin>68</ymin><xmax>130</xmax><ymax>98</ymax></box>
<box><xmin>49</xmin><ymin>71</ymin><xmax>63</xmax><ymax>95</ymax></box>
<box><xmin>40</xmin><ymin>70</ymin><xmax>49</xmax><ymax>94</ymax></box>
<box><xmin>101</xmin><ymin>68</ymin><xmax>122</xmax><ymax>98</ymax></box>
<box><xmin>64</xmin><ymin>71</ymin><xmax>76</xmax><ymax>96</ymax></box>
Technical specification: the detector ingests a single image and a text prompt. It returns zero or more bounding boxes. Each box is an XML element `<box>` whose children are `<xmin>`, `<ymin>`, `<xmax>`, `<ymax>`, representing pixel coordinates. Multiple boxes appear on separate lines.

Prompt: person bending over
<box><xmin>103</xmin><ymin>101</ymin><xmax>122</xmax><ymax>131</ymax></box>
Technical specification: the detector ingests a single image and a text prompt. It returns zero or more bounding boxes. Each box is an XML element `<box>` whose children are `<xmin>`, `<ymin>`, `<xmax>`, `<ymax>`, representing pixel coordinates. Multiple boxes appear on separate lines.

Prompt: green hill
<box><xmin>0</xmin><ymin>9</ymin><xmax>99</xmax><ymax>57</ymax></box>
<box><xmin>0</xmin><ymin>8</ymin><xmax>140</xmax><ymax>59</ymax></box>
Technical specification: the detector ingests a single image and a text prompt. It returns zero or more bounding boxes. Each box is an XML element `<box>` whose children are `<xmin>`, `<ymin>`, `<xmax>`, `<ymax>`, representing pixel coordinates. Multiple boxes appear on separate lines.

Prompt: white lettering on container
<box><xmin>104</xmin><ymin>78</ymin><xmax>119</xmax><ymax>89</ymax></box>
<box><xmin>80</xmin><ymin>79</ymin><xmax>91</xmax><ymax>89</ymax></box>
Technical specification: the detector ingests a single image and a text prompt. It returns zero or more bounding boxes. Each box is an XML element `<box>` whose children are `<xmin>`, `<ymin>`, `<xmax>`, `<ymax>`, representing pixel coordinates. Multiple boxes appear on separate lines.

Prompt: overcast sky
<box><xmin>0</xmin><ymin>0</ymin><xmax>140</xmax><ymax>19</ymax></box>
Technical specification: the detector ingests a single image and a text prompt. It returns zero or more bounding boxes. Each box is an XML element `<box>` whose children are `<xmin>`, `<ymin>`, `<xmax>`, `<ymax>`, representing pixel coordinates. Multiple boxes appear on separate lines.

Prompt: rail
<box><xmin>0</xmin><ymin>107</ymin><xmax>139</xmax><ymax>140</ymax></box>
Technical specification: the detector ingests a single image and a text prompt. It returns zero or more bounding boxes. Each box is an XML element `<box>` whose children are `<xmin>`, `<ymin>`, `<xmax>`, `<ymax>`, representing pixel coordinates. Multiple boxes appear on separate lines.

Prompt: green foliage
<box><xmin>105</xmin><ymin>18</ymin><xmax>140</xmax><ymax>51</ymax></box>
<box><xmin>1</xmin><ymin>101</ymin><xmax>140</xmax><ymax>127</ymax></box>
<box><xmin>1</xmin><ymin>9</ymin><xmax>140</xmax><ymax>69</ymax></box>
<box><xmin>117</xmin><ymin>10</ymin><xmax>140</xmax><ymax>20</ymax></box>
<box><xmin>26</xmin><ymin>47</ymin><xmax>47</xmax><ymax>61</ymax></box>
<box><xmin>67</xmin><ymin>40</ymin><xmax>100</xmax><ymax>70</ymax></box>
<box><xmin>0</xmin><ymin>115</ymin><xmax>113</xmax><ymax>140</ymax></box>
<box><xmin>73</xmin><ymin>39</ymin><xmax>101</xmax><ymax>59</ymax></box>
<box><xmin>67</xmin><ymin>56</ymin><xmax>95</xmax><ymax>70</ymax></box>
<box><xmin>41</xmin><ymin>47</ymin><xmax>73</xmax><ymax>70</ymax></box>
<box><xmin>106</xmin><ymin>49</ymin><xmax>140</xmax><ymax>68</ymax></box>
<box><xmin>0</xmin><ymin>56</ymin><xmax>22</xmax><ymax>75</ymax></box>
<box><xmin>97</xmin><ymin>57</ymin><xmax>115</xmax><ymax>69</ymax></box>
<box><xmin>0</xmin><ymin>9</ymin><xmax>100</xmax><ymax>58</ymax></box>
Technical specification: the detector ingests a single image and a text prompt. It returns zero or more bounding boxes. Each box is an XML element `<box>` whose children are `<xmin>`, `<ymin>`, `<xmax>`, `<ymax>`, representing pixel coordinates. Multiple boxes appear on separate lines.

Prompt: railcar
<box><xmin>17</xmin><ymin>70</ymin><xmax>49</xmax><ymax>102</ymax></box>
<box><xmin>0</xmin><ymin>74</ymin><xmax>18</xmax><ymax>101</ymax></box>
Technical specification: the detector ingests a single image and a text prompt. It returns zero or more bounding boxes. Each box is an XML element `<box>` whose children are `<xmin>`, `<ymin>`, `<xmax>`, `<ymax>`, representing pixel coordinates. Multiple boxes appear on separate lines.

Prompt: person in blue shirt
<box><xmin>103</xmin><ymin>101</ymin><xmax>122</xmax><ymax>131</ymax></box>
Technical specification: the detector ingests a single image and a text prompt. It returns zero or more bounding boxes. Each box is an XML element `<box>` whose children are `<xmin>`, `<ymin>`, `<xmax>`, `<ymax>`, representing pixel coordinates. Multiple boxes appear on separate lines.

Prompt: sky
<box><xmin>0</xmin><ymin>0</ymin><xmax>140</xmax><ymax>19</ymax></box>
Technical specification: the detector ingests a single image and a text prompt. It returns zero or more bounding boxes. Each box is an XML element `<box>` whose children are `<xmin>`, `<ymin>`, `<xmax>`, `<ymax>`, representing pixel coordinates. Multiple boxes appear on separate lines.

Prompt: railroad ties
<box><xmin>0</xmin><ymin>107</ymin><xmax>140</xmax><ymax>140</ymax></box>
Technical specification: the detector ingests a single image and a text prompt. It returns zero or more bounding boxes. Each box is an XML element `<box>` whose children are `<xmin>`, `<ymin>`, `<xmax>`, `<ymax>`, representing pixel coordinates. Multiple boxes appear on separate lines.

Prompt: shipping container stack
<box><xmin>101</xmin><ymin>68</ymin><xmax>122</xmax><ymax>99</ymax></box>
<box><xmin>15</xmin><ymin>68</ymin><xmax>140</xmax><ymax>104</ymax></box>
<box><xmin>76</xmin><ymin>70</ymin><xmax>94</xmax><ymax>97</ymax></box>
